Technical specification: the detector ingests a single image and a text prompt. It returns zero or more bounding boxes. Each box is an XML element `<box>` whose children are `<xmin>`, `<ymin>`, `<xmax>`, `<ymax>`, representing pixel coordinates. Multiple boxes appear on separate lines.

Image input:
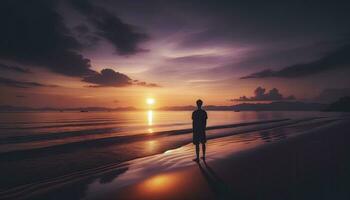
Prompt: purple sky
<box><xmin>1</xmin><ymin>0</ymin><xmax>350</xmax><ymax>108</ymax></box>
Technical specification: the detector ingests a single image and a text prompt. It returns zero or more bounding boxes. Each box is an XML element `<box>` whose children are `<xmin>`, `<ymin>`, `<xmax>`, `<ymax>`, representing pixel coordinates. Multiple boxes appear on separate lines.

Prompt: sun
<box><xmin>146</xmin><ymin>98</ymin><xmax>155</xmax><ymax>105</ymax></box>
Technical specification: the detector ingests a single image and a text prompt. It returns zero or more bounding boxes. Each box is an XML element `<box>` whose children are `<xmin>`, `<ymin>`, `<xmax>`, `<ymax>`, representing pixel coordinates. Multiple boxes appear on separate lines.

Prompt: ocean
<box><xmin>0</xmin><ymin>110</ymin><xmax>341</xmax><ymax>153</ymax></box>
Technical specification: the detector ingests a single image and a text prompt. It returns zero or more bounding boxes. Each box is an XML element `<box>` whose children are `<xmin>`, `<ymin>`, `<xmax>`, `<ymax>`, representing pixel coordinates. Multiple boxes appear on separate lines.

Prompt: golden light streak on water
<box><xmin>147</xmin><ymin>110</ymin><xmax>153</xmax><ymax>126</ymax></box>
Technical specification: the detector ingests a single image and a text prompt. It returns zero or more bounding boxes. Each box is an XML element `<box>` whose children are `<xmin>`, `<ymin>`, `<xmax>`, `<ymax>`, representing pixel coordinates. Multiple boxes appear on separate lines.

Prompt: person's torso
<box><xmin>192</xmin><ymin>109</ymin><xmax>207</xmax><ymax>130</ymax></box>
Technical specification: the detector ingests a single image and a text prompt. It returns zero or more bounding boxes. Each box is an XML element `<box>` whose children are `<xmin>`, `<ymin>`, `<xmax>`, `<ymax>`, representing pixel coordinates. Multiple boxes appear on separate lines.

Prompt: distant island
<box><xmin>0</xmin><ymin>105</ymin><xmax>139</xmax><ymax>112</ymax></box>
<box><xmin>0</xmin><ymin>101</ymin><xmax>331</xmax><ymax>112</ymax></box>
<box><xmin>324</xmin><ymin>96</ymin><xmax>350</xmax><ymax>112</ymax></box>
<box><xmin>160</xmin><ymin>101</ymin><xmax>327</xmax><ymax>111</ymax></box>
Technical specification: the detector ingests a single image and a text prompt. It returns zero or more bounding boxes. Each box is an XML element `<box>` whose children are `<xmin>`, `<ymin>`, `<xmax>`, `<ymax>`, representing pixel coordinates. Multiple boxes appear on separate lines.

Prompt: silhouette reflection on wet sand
<box><xmin>197</xmin><ymin>160</ymin><xmax>236</xmax><ymax>200</ymax></box>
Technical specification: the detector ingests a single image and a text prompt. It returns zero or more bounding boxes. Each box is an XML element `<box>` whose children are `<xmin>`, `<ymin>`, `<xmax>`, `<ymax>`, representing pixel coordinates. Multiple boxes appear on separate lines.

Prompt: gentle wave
<box><xmin>0</xmin><ymin>117</ymin><xmax>333</xmax><ymax>157</ymax></box>
<box><xmin>0</xmin><ymin>119</ymin><xmax>288</xmax><ymax>145</ymax></box>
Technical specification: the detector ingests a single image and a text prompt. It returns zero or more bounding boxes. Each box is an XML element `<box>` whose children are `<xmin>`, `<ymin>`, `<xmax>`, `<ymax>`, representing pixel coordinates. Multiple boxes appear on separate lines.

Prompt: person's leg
<box><xmin>202</xmin><ymin>143</ymin><xmax>206</xmax><ymax>160</ymax></box>
<box><xmin>193</xmin><ymin>144</ymin><xmax>200</xmax><ymax>162</ymax></box>
<box><xmin>195</xmin><ymin>144</ymin><xmax>200</xmax><ymax>159</ymax></box>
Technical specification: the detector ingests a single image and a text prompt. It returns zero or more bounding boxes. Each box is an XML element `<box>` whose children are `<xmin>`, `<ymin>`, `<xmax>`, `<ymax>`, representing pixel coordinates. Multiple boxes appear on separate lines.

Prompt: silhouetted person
<box><xmin>192</xmin><ymin>99</ymin><xmax>208</xmax><ymax>162</ymax></box>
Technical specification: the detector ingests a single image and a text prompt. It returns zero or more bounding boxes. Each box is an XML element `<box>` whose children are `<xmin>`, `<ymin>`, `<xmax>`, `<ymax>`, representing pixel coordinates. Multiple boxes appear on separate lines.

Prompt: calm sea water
<box><xmin>0</xmin><ymin>111</ymin><xmax>341</xmax><ymax>153</ymax></box>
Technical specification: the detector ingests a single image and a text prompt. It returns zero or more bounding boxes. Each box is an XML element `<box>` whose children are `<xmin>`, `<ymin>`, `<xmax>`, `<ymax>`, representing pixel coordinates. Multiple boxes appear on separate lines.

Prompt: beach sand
<box><xmin>114</xmin><ymin>119</ymin><xmax>350</xmax><ymax>200</ymax></box>
<box><xmin>1</xmin><ymin>117</ymin><xmax>350</xmax><ymax>200</ymax></box>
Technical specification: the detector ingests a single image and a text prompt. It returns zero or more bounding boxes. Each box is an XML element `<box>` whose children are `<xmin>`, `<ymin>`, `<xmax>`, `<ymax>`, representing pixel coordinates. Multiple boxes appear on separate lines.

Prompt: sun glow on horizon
<box><xmin>146</xmin><ymin>98</ymin><xmax>155</xmax><ymax>105</ymax></box>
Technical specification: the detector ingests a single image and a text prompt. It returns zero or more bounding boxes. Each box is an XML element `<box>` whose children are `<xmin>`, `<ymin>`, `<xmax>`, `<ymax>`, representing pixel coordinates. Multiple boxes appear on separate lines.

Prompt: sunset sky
<box><xmin>1</xmin><ymin>0</ymin><xmax>350</xmax><ymax>108</ymax></box>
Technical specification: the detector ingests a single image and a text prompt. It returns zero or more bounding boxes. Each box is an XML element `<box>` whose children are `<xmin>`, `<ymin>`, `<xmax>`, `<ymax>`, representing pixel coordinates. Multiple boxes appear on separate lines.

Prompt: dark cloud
<box><xmin>73</xmin><ymin>24</ymin><xmax>90</xmax><ymax>35</ymax></box>
<box><xmin>174</xmin><ymin>0</ymin><xmax>350</xmax><ymax>48</ymax></box>
<box><xmin>241</xmin><ymin>44</ymin><xmax>350</xmax><ymax>79</ymax></box>
<box><xmin>166</xmin><ymin>54</ymin><xmax>227</xmax><ymax>65</ymax></box>
<box><xmin>83</xmin><ymin>68</ymin><xmax>132</xmax><ymax>87</ymax></box>
<box><xmin>0</xmin><ymin>63</ymin><xmax>31</xmax><ymax>74</ymax></box>
<box><xmin>0</xmin><ymin>77</ymin><xmax>60</xmax><ymax>88</ymax></box>
<box><xmin>16</xmin><ymin>95</ymin><xmax>26</xmax><ymax>98</ymax></box>
<box><xmin>83</xmin><ymin>68</ymin><xmax>160</xmax><ymax>87</ymax></box>
<box><xmin>73</xmin><ymin>24</ymin><xmax>100</xmax><ymax>48</ymax></box>
<box><xmin>69</xmin><ymin>0</ymin><xmax>148</xmax><ymax>55</ymax></box>
<box><xmin>0</xmin><ymin>0</ymin><xmax>94</xmax><ymax>77</ymax></box>
<box><xmin>133</xmin><ymin>80</ymin><xmax>161</xmax><ymax>88</ymax></box>
<box><xmin>232</xmin><ymin>87</ymin><xmax>295</xmax><ymax>101</ymax></box>
<box><xmin>315</xmin><ymin>88</ymin><xmax>350</xmax><ymax>103</ymax></box>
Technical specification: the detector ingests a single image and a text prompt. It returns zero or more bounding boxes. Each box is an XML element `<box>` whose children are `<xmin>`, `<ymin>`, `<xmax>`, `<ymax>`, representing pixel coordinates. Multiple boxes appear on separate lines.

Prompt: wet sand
<box><xmin>1</xmin><ymin>117</ymin><xmax>350</xmax><ymax>200</ymax></box>
<box><xmin>114</xmin><ymin>120</ymin><xmax>350</xmax><ymax>200</ymax></box>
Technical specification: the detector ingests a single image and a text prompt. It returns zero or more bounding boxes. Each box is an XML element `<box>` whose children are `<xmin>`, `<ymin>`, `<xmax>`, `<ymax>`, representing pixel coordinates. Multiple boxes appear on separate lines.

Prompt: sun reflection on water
<box><xmin>147</xmin><ymin>110</ymin><xmax>153</xmax><ymax>126</ymax></box>
<box><xmin>146</xmin><ymin>140</ymin><xmax>158</xmax><ymax>153</ymax></box>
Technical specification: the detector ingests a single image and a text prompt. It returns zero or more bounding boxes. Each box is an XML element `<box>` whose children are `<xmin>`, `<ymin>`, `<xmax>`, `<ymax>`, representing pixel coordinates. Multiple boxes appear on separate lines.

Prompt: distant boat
<box><xmin>80</xmin><ymin>110</ymin><xmax>88</xmax><ymax>112</ymax></box>
<box><xmin>234</xmin><ymin>110</ymin><xmax>240</xmax><ymax>112</ymax></box>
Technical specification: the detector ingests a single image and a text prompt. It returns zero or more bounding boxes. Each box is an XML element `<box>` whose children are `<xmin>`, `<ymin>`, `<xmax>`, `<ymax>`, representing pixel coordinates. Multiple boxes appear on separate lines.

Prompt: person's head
<box><xmin>196</xmin><ymin>99</ymin><xmax>203</xmax><ymax>108</ymax></box>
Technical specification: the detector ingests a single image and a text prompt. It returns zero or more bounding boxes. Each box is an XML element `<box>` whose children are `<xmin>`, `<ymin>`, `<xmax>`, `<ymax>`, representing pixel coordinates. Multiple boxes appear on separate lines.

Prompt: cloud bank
<box><xmin>241</xmin><ymin>44</ymin><xmax>350</xmax><ymax>79</ymax></box>
<box><xmin>0</xmin><ymin>0</ymin><xmax>95</xmax><ymax>77</ymax></box>
<box><xmin>0</xmin><ymin>63</ymin><xmax>31</xmax><ymax>74</ymax></box>
<box><xmin>0</xmin><ymin>0</ymin><xmax>148</xmax><ymax>77</ymax></box>
<box><xmin>0</xmin><ymin>77</ymin><xmax>59</xmax><ymax>88</ymax></box>
<box><xmin>69</xmin><ymin>0</ymin><xmax>148</xmax><ymax>55</ymax></box>
<box><xmin>232</xmin><ymin>87</ymin><xmax>295</xmax><ymax>101</ymax></box>
<box><xmin>83</xmin><ymin>68</ymin><xmax>160</xmax><ymax>87</ymax></box>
